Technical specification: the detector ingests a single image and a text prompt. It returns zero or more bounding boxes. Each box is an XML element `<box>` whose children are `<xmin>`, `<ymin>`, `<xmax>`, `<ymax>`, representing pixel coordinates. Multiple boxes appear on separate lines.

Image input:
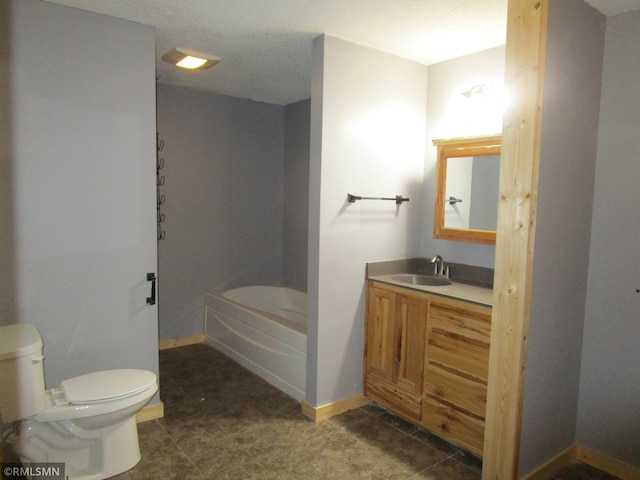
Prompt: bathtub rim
<box><xmin>205</xmin><ymin>285</ymin><xmax>307</xmax><ymax>336</ymax></box>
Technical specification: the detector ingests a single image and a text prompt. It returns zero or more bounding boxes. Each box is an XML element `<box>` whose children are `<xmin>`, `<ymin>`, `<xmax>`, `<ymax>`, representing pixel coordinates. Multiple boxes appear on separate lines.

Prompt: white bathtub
<box><xmin>204</xmin><ymin>285</ymin><xmax>307</xmax><ymax>401</ymax></box>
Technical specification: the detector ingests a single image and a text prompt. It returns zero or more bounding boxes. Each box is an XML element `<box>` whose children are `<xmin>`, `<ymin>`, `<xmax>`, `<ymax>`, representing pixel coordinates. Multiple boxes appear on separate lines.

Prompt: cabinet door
<box><xmin>395</xmin><ymin>294</ymin><xmax>427</xmax><ymax>394</ymax></box>
<box><xmin>365</xmin><ymin>286</ymin><xmax>396</xmax><ymax>382</ymax></box>
<box><xmin>365</xmin><ymin>285</ymin><xmax>425</xmax><ymax>421</ymax></box>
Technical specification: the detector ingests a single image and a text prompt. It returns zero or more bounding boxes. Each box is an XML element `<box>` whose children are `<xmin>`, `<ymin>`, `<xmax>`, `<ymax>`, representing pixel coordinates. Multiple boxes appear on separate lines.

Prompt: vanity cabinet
<box><xmin>364</xmin><ymin>281</ymin><xmax>491</xmax><ymax>457</ymax></box>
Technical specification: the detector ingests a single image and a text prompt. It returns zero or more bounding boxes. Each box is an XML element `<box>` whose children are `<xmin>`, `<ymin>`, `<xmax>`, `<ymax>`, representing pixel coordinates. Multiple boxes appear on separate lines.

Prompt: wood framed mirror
<box><xmin>433</xmin><ymin>134</ymin><xmax>501</xmax><ymax>244</ymax></box>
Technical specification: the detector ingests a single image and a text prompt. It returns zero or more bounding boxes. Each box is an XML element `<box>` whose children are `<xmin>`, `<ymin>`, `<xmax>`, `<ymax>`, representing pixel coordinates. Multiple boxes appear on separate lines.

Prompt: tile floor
<box><xmin>111</xmin><ymin>343</ymin><xmax>619</xmax><ymax>479</ymax></box>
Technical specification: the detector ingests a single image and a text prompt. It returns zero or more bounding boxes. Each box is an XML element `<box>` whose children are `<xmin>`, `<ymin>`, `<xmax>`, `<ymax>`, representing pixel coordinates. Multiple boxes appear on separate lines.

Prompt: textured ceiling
<box><xmin>43</xmin><ymin>0</ymin><xmax>640</xmax><ymax>105</ymax></box>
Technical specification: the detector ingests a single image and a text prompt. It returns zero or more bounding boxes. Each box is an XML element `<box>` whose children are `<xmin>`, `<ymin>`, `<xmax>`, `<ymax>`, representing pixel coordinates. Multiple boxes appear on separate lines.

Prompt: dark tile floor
<box><xmin>112</xmin><ymin>343</ymin><xmax>618</xmax><ymax>480</ymax></box>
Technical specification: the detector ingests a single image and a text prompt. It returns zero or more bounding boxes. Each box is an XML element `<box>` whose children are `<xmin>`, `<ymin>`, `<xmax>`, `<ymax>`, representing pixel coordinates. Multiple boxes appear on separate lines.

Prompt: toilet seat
<box><xmin>33</xmin><ymin>370</ymin><xmax>158</xmax><ymax>423</ymax></box>
<box><xmin>60</xmin><ymin>369</ymin><xmax>157</xmax><ymax>405</ymax></box>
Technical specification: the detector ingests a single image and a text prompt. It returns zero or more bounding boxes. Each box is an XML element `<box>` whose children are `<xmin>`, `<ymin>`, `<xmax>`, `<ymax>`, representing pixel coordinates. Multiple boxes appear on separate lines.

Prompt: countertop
<box><xmin>367</xmin><ymin>274</ymin><xmax>493</xmax><ymax>307</ymax></box>
<box><xmin>366</xmin><ymin>257</ymin><xmax>494</xmax><ymax>307</ymax></box>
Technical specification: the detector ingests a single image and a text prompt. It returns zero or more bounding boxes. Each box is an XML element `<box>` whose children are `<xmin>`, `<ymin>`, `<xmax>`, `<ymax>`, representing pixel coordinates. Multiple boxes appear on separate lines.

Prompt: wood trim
<box><xmin>519</xmin><ymin>443</ymin><xmax>640</xmax><ymax>480</ymax></box>
<box><xmin>576</xmin><ymin>445</ymin><xmax>640</xmax><ymax>480</ymax></box>
<box><xmin>158</xmin><ymin>333</ymin><xmax>205</xmax><ymax>350</ymax></box>
<box><xmin>136</xmin><ymin>401</ymin><xmax>164</xmax><ymax>423</ymax></box>
<box><xmin>519</xmin><ymin>444</ymin><xmax>577</xmax><ymax>480</ymax></box>
<box><xmin>432</xmin><ymin>134</ymin><xmax>502</xmax><ymax>149</ymax></box>
<box><xmin>482</xmin><ymin>0</ymin><xmax>548</xmax><ymax>479</ymax></box>
<box><xmin>301</xmin><ymin>394</ymin><xmax>368</xmax><ymax>422</ymax></box>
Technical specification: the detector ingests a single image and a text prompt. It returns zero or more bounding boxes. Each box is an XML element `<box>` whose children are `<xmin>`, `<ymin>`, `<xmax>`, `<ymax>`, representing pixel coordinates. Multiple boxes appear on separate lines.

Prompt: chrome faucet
<box><xmin>430</xmin><ymin>255</ymin><xmax>449</xmax><ymax>278</ymax></box>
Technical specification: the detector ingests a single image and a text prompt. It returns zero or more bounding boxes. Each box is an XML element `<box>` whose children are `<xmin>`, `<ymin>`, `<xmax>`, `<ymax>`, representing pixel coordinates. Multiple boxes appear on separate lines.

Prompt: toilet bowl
<box><xmin>0</xmin><ymin>324</ymin><xmax>158</xmax><ymax>480</ymax></box>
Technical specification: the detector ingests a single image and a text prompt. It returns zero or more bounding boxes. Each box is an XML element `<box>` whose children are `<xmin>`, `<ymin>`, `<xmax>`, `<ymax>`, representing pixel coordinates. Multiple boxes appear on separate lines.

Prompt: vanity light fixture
<box><xmin>462</xmin><ymin>84</ymin><xmax>493</xmax><ymax>98</ymax></box>
<box><xmin>161</xmin><ymin>47</ymin><xmax>221</xmax><ymax>70</ymax></box>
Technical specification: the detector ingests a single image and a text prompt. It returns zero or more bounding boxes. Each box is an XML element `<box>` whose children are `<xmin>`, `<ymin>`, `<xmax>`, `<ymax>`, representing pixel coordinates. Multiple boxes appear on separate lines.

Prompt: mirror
<box><xmin>433</xmin><ymin>134</ymin><xmax>501</xmax><ymax>244</ymax></box>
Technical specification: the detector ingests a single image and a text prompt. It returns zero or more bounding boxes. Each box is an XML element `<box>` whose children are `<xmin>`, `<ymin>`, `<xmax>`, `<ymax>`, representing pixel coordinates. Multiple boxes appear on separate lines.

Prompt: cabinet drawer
<box><xmin>365</xmin><ymin>376</ymin><xmax>422</xmax><ymax>421</ymax></box>
<box><xmin>426</xmin><ymin>304</ymin><xmax>491</xmax><ymax>380</ymax></box>
<box><xmin>421</xmin><ymin>395</ymin><xmax>485</xmax><ymax>456</ymax></box>
<box><xmin>424</xmin><ymin>364</ymin><xmax>487</xmax><ymax>418</ymax></box>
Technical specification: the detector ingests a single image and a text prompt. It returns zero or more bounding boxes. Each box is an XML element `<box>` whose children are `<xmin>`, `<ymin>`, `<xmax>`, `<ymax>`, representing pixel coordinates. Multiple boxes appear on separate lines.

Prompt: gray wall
<box><xmin>0</xmin><ymin>1</ymin><xmax>15</xmax><ymax>328</ymax></box>
<box><xmin>519</xmin><ymin>0</ymin><xmax>605</xmax><ymax>474</ymax></box>
<box><xmin>156</xmin><ymin>84</ymin><xmax>285</xmax><ymax>340</ymax></box>
<box><xmin>577</xmin><ymin>9</ymin><xmax>640</xmax><ymax>467</ymax></box>
<box><xmin>283</xmin><ymin>100</ymin><xmax>311</xmax><ymax>292</ymax></box>
<box><xmin>6</xmin><ymin>0</ymin><xmax>159</xmax><ymax>390</ymax></box>
<box><xmin>307</xmin><ymin>35</ymin><xmax>427</xmax><ymax>406</ymax></box>
<box><xmin>421</xmin><ymin>46</ymin><xmax>505</xmax><ymax>268</ymax></box>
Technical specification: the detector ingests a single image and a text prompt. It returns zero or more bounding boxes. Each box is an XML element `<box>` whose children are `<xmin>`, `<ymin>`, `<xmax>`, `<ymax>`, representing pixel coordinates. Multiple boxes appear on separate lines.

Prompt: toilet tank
<box><xmin>0</xmin><ymin>324</ymin><xmax>46</xmax><ymax>423</ymax></box>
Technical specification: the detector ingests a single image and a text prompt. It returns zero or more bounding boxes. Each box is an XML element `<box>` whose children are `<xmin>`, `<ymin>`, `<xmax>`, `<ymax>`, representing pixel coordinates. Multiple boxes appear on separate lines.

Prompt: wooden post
<box><xmin>482</xmin><ymin>0</ymin><xmax>548</xmax><ymax>478</ymax></box>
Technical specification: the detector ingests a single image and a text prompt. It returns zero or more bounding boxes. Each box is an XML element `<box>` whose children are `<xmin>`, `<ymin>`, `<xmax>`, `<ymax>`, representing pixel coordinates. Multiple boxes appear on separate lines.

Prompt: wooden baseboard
<box><xmin>520</xmin><ymin>444</ymin><xmax>577</xmax><ymax>480</ymax></box>
<box><xmin>158</xmin><ymin>333</ymin><xmax>205</xmax><ymax>350</ymax></box>
<box><xmin>576</xmin><ymin>444</ymin><xmax>640</xmax><ymax>480</ymax></box>
<box><xmin>301</xmin><ymin>394</ymin><xmax>368</xmax><ymax>422</ymax></box>
<box><xmin>520</xmin><ymin>443</ymin><xmax>640</xmax><ymax>480</ymax></box>
<box><xmin>136</xmin><ymin>401</ymin><xmax>164</xmax><ymax>423</ymax></box>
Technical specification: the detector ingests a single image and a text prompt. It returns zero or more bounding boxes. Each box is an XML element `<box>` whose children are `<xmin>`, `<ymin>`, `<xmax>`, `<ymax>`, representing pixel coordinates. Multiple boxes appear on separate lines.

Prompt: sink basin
<box><xmin>391</xmin><ymin>274</ymin><xmax>452</xmax><ymax>287</ymax></box>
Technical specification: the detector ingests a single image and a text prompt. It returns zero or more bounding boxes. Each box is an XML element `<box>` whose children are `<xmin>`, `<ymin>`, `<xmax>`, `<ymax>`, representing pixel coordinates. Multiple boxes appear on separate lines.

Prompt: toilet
<box><xmin>0</xmin><ymin>324</ymin><xmax>158</xmax><ymax>480</ymax></box>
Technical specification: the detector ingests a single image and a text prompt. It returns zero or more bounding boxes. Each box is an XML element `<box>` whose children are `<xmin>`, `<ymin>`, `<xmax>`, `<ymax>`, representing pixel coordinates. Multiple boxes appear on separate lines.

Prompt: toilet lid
<box><xmin>61</xmin><ymin>369</ymin><xmax>157</xmax><ymax>404</ymax></box>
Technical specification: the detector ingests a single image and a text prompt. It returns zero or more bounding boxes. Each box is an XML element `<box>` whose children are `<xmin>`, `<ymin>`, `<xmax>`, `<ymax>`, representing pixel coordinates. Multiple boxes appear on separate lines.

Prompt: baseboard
<box><xmin>136</xmin><ymin>401</ymin><xmax>164</xmax><ymax>423</ymax></box>
<box><xmin>301</xmin><ymin>394</ymin><xmax>368</xmax><ymax>422</ymax></box>
<box><xmin>158</xmin><ymin>333</ymin><xmax>205</xmax><ymax>350</ymax></box>
<box><xmin>519</xmin><ymin>443</ymin><xmax>640</xmax><ymax>480</ymax></box>
<box><xmin>520</xmin><ymin>444</ymin><xmax>578</xmax><ymax>480</ymax></box>
<box><xmin>576</xmin><ymin>444</ymin><xmax>640</xmax><ymax>480</ymax></box>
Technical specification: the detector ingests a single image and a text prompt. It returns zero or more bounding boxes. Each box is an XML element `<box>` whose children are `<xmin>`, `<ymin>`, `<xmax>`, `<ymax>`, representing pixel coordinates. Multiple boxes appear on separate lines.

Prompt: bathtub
<box><xmin>204</xmin><ymin>285</ymin><xmax>307</xmax><ymax>401</ymax></box>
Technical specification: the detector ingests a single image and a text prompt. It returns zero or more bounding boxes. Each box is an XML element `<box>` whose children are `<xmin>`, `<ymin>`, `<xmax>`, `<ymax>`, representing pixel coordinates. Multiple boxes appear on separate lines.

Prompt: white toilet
<box><xmin>0</xmin><ymin>324</ymin><xmax>158</xmax><ymax>480</ymax></box>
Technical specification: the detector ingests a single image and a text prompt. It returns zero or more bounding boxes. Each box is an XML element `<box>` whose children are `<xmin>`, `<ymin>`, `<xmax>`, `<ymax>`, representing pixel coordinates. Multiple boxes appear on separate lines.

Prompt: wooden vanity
<box><xmin>364</xmin><ymin>280</ymin><xmax>492</xmax><ymax>457</ymax></box>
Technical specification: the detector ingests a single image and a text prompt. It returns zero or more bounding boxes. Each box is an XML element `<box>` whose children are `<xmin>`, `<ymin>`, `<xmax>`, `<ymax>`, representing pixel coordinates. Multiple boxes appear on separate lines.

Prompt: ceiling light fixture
<box><xmin>161</xmin><ymin>47</ymin><xmax>221</xmax><ymax>70</ymax></box>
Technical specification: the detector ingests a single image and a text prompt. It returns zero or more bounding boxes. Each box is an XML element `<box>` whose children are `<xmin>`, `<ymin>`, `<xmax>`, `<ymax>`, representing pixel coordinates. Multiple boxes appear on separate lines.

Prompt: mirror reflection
<box><xmin>433</xmin><ymin>135</ymin><xmax>501</xmax><ymax>244</ymax></box>
<box><xmin>444</xmin><ymin>153</ymin><xmax>500</xmax><ymax>230</ymax></box>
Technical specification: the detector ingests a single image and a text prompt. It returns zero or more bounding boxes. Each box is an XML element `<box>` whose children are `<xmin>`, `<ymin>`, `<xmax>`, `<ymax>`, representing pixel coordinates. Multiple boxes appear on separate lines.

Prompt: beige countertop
<box><xmin>368</xmin><ymin>274</ymin><xmax>493</xmax><ymax>307</ymax></box>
